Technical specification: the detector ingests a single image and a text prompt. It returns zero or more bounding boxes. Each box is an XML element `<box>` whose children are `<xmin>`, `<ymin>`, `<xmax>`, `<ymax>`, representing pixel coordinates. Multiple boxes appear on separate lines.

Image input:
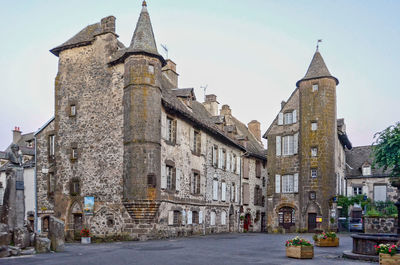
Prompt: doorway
<box><xmin>308</xmin><ymin>213</ymin><xmax>317</xmax><ymax>232</ymax></box>
<box><xmin>261</xmin><ymin>213</ymin><xmax>266</xmax><ymax>232</ymax></box>
<box><xmin>279</xmin><ymin>207</ymin><xmax>294</xmax><ymax>230</ymax></box>
<box><xmin>73</xmin><ymin>213</ymin><xmax>83</xmax><ymax>240</ymax></box>
<box><xmin>244</xmin><ymin>213</ymin><xmax>251</xmax><ymax>231</ymax></box>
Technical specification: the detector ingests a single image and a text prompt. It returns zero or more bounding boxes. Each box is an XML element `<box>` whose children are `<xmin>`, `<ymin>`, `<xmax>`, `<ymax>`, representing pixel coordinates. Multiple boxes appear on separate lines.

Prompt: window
<box><xmin>212</xmin><ymin>145</ymin><xmax>218</xmax><ymax>167</ymax></box>
<box><xmin>71</xmin><ymin>148</ymin><xmax>77</xmax><ymax>160</ymax></box>
<box><xmin>221</xmin><ymin>211</ymin><xmax>226</xmax><ymax>225</ymax></box>
<box><xmin>147</xmin><ymin>174</ymin><xmax>156</xmax><ymax>188</ymax></box>
<box><xmin>309</xmin><ymin>191</ymin><xmax>316</xmax><ymax>200</ymax></box>
<box><xmin>283</xmin><ymin>135</ymin><xmax>294</xmax><ymax>155</ymax></box>
<box><xmin>191</xmin><ymin>171</ymin><xmax>200</xmax><ymax>195</ymax></box>
<box><xmin>312</xmin><ymin>84</ymin><xmax>318</xmax><ymax>92</ymax></box>
<box><xmin>193</xmin><ymin>130</ymin><xmax>201</xmax><ymax>155</ymax></box>
<box><xmin>221</xmin><ymin>149</ymin><xmax>226</xmax><ymax>170</ymax></box>
<box><xmin>311</xmin><ymin>168</ymin><xmax>318</xmax><ymax>178</ymax></box>
<box><xmin>49</xmin><ymin>135</ymin><xmax>55</xmax><ymax>157</ymax></box>
<box><xmin>166</xmin><ymin>165</ymin><xmax>175</xmax><ymax>191</ymax></box>
<box><xmin>231</xmin><ymin>182</ymin><xmax>236</xmax><ymax>202</ymax></box>
<box><xmin>173</xmin><ymin>210</ymin><xmax>180</xmax><ymax>225</ymax></box>
<box><xmin>166</xmin><ymin>117</ymin><xmax>176</xmax><ymax>144</ymax></box>
<box><xmin>48</xmin><ymin>172</ymin><xmax>55</xmax><ymax>196</ymax></box>
<box><xmin>284</xmin><ymin>112</ymin><xmax>293</xmax><ymax>125</ymax></box>
<box><xmin>213</xmin><ymin>179</ymin><xmax>219</xmax><ymax>200</ymax></box>
<box><xmin>221</xmin><ymin>182</ymin><xmax>226</xmax><ymax>201</ymax></box>
<box><xmin>256</xmin><ymin>160</ymin><xmax>262</xmax><ymax>178</ymax></box>
<box><xmin>192</xmin><ymin>211</ymin><xmax>199</xmax><ymax>224</ymax></box>
<box><xmin>70</xmin><ymin>178</ymin><xmax>80</xmax><ymax>196</ymax></box>
<box><xmin>70</xmin><ymin>105</ymin><xmax>76</xmax><ymax>116</ymax></box>
<box><xmin>311</xmin><ymin>122</ymin><xmax>317</xmax><ymax>131</ymax></box>
<box><xmin>148</xmin><ymin>64</ymin><xmax>154</xmax><ymax>74</ymax></box>
<box><xmin>232</xmin><ymin>154</ymin><xmax>237</xmax><ymax>172</ymax></box>
<box><xmin>311</xmin><ymin>147</ymin><xmax>318</xmax><ymax>157</ymax></box>
<box><xmin>353</xmin><ymin>186</ymin><xmax>362</xmax><ymax>195</ymax></box>
<box><xmin>210</xmin><ymin>212</ymin><xmax>216</xmax><ymax>226</ymax></box>
<box><xmin>262</xmin><ymin>177</ymin><xmax>266</xmax><ymax>187</ymax></box>
<box><xmin>362</xmin><ymin>166</ymin><xmax>371</xmax><ymax>176</ymax></box>
<box><xmin>254</xmin><ymin>185</ymin><xmax>261</xmax><ymax>205</ymax></box>
<box><xmin>0</xmin><ymin>182</ymin><xmax>4</xmax><ymax>205</ymax></box>
<box><xmin>282</xmin><ymin>175</ymin><xmax>294</xmax><ymax>193</ymax></box>
<box><xmin>242</xmin><ymin>183</ymin><xmax>250</xmax><ymax>205</ymax></box>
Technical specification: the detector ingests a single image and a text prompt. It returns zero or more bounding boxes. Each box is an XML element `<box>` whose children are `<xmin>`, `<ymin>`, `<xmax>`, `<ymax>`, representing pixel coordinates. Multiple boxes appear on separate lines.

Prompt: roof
<box><xmin>0</xmin><ymin>158</ymin><xmax>35</xmax><ymax>172</ymax></box>
<box><xmin>345</xmin><ymin>145</ymin><xmax>389</xmax><ymax>177</ymax></box>
<box><xmin>296</xmin><ymin>51</ymin><xmax>338</xmax><ymax>87</ymax></box>
<box><xmin>171</xmin><ymin>88</ymin><xmax>196</xmax><ymax>100</ymax></box>
<box><xmin>4</xmin><ymin>132</ymin><xmax>35</xmax><ymax>156</ymax></box>
<box><xmin>35</xmin><ymin>117</ymin><xmax>55</xmax><ymax>136</ymax></box>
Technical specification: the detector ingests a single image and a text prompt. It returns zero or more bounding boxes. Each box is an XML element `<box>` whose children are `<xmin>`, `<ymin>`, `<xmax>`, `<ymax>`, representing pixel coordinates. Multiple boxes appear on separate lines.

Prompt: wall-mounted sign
<box><xmin>84</xmin><ymin>197</ymin><xmax>94</xmax><ymax>215</ymax></box>
<box><xmin>316</xmin><ymin>217</ymin><xmax>322</xmax><ymax>223</ymax></box>
<box><xmin>16</xmin><ymin>181</ymin><xmax>24</xmax><ymax>190</ymax></box>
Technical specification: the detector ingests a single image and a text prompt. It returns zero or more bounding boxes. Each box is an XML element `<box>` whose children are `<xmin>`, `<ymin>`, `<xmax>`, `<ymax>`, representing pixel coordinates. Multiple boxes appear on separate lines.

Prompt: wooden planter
<box><xmin>286</xmin><ymin>246</ymin><xmax>314</xmax><ymax>259</ymax></box>
<box><xmin>315</xmin><ymin>237</ymin><xmax>339</xmax><ymax>247</ymax></box>
<box><xmin>379</xmin><ymin>253</ymin><xmax>400</xmax><ymax>265</ymax></box>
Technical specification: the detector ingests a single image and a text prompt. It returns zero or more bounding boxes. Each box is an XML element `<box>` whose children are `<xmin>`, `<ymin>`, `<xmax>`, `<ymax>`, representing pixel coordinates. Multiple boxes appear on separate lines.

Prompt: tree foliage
<box><xmin>372</xmin><ymin>122</ymin><xmax>400</xmax><ymax>182</ymax></box>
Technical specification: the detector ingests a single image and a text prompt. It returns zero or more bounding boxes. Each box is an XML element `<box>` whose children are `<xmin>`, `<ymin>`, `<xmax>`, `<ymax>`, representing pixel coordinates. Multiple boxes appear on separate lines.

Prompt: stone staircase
<box><xmin>123</xmin><ymin>200</ymin><xmax>160</xmax><ymax>223</ymax></box>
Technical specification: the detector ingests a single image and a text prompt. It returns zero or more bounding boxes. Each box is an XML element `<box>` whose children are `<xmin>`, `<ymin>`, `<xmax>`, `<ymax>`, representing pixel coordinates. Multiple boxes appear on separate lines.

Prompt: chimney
<box><xmin>248</xmin><ymin>120</ymin><xmax>261</xmax><ymax>142</ymax></box>
<box><xmin>220</xmin><ymin>105</ymin><xmax>232</xmax><ymax>116</ymax></box>
<box><xmin>101</xmin><ymin>16</ymin><xmax>116</xmax><ymax>34</ymax></box>
<box><xmin>13</xmin><ymin>126</ymin><xmax>22</xmax><ymax>144</ymax></box>
<box><xmin>162</xmin><ymin>59</ymin><xmax>179</xmax><ymax>88</ymax></box>
<box><xmin>203</xmin><ymin>94</ymin><xmax>219</xmax><ymax>116</ymax></box>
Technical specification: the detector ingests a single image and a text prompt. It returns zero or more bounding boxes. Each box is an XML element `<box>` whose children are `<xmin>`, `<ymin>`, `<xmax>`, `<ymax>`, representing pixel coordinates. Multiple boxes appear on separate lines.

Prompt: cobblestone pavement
<box><xmin>1</xmin><ymin>233</ymin><xmax>375</xmax><ymax>265</ymax></box>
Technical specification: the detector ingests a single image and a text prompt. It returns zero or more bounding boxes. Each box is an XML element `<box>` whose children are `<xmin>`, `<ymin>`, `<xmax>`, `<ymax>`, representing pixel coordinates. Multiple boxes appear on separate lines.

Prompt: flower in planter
<box><xmin>375</xmin><ymin>244</ymin><xmax>398</xmax><ymax>256</ymax></box>
<box><xmin>80</xmin><ymin>227</ymin><xmax>91</xmax><ymax>238</ymax></box>
<box><xmin>285</xmin><ymin>236</ymin><xmax>312</xmax><ymax>247</ymax></box>
<box><xmin>314</xmin><ymin>231</ymin><xmax>337</xmax><ymax>241</ymax></box>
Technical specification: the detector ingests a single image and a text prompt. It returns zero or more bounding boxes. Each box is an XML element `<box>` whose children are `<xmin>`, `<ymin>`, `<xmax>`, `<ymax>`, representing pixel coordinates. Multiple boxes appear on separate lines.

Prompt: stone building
<box><xmin>0</xmin><ymin>127</ymin><xmax>36</xmax><ymax>228</ymax></box>
<box><xmin>345</xmin><ymin>145</ymin><xmax>398</xmax><ymax>202</ymax></box>
<box><xmin>263</xmin><ymin>50</ymin><xmax>352</xmax><ymax>232</ymax></box>
<box><xmin>35</xmin><ymin>1</ymin><xmax>267</xmax><ymax>240</ymax></box>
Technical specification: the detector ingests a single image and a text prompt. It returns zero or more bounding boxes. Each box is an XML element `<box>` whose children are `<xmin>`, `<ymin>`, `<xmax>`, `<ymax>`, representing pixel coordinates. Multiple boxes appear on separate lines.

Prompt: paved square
<box><xmin>2</xmin><ymin>233</ymin><xmax>373</xmax><ymax>265</ymax></box>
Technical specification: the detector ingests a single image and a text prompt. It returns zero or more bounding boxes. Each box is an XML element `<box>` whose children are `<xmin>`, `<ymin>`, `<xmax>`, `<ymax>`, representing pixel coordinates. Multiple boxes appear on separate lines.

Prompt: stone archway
<box><xmin>305</xmin><ymin>202</ymin><xmax>322</xmax><ymax>232</ymax></box>
<box><xmin>68</xmin><ymin>201</ymin><xmax>83</xmax><ymax>241</ymax></box>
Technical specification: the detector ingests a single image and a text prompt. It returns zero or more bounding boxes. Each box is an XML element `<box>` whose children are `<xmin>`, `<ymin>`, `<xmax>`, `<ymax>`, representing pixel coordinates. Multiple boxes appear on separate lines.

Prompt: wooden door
<box><xmin>308</xmin><ymin>213</ymin><xmax>317</xmax><ymax>232</ymax></box>
<box><xmin>261</xmin><ymin>213</ymin><xmax>266</xmax><ymax>232</ymax></box>
<box><xmin>244</xmin><ymin>213</ymin><xmax>251</xmax><ymax>231</ymax></box>
<box><xmin>73</xmin><ymin>214</ymin><xmax>83</xmax><ymax>239</ymax></box>
<box><xmin>279</xmin><ymin>207</ymin><xmax>294</xmax><ymax>230</ymax></box>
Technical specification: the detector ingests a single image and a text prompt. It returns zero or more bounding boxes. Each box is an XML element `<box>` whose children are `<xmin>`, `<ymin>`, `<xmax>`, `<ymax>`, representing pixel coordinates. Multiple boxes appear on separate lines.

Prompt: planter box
<box><xmin>286</xmin><ymin>246</ymin><xmax>314</xmax><ymax>259</ymax></box>
<box><xmin>379</xmin><ymin>253</ymin><xmax>400</xmax><ymax>265</ymax></box>
<box><xmin>81</xmin><ymin>237</ymin><xmax>91</xmax><ymax>244</ymax></box>
<box><xmin>315</xmin><ymin>237</ymin><xmax>339</xmax><ymax>247</ymax></box>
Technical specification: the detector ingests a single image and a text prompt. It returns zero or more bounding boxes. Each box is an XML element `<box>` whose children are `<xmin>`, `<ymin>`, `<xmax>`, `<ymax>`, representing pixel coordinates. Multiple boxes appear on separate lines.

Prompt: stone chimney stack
<box><xmin>248</xmin><ymin>120</ymin><xmax>261</xmax><ymax>142</ymax></box>
<box><xmin>203</xmin><ymin>94</ymin><xmax>219</xmax><ymax>116</ymax></box>
<box><xmin>101</xmin><ymin>16</ymin><xmax>116</xmax><ymax>33</ymax></box>
<box><xmin>220</xmin><ymin>105</ymin><xmax>232</xmax><ymax>116</ymax></box>
<box><xmin>12</xmin><ymin>126</ymin><xmax>22</xmax><ymax>144</ymax></box>
<box><xmin>162</xmin><ymin>59</ymin><xmax>179</xmax><ymax>88</ymax></box>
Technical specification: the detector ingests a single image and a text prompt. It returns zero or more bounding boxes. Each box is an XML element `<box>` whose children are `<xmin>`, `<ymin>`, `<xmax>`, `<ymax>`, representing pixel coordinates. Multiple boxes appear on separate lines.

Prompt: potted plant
<box><xmin>80</xmin><ymin>227</ymin><xmax>91</xmax><ymax>244</ymax></box>
<box><xmin>313</xmin><ymin>231</ymin><xmax>339</xmax><ymax>247</ymax></box>
<box><xmin>375</xmin><ymin>244</ymin><xmax>400</xmax><ymax>265</ymax></box>
<box><xmin>285</xmin><ymin>236</ymin><xmax>314</xmax><ymax>259</ymax></box>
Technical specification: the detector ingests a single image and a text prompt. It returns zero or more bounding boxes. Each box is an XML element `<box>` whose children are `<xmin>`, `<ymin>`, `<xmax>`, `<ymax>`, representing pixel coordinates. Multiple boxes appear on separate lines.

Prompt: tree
<box><xmin>372</xmin><ymin>122</ymin><xmax>400</xmax><ymax>186</ymax></box>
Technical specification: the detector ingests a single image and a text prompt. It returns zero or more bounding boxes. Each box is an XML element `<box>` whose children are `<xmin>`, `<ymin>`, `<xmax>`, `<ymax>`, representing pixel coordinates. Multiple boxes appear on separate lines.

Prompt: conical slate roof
<box><xmin>296</xmin><ymin>51</ymin><xmax>338</xmax><ymax>87</ymax></box>
<box><xmin>127</xmin><ymin>1</ymin><xmax>163</xmax><ymax>57</ymax></box>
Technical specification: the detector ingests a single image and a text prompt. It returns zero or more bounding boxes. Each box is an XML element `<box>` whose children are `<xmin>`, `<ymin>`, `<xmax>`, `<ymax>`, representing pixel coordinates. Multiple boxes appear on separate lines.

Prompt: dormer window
<box><xmin>284</xmin><ymin>112</ymin><xmax>293</xmax><ymax>125</ymax></box>
<box><xmin>362</xmin><ymin>165</ymin><xmax>372</xmax><ymax>176</ymax></box>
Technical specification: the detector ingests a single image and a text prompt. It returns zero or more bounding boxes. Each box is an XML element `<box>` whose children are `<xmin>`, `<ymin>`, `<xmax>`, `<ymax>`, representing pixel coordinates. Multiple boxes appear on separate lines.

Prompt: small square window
<box><xmin>312</xmin><ymin>84</ymin><xmax>318</xmax><ymax>92</ymax></box>
<box><xmin>284</xmin><ymin>112</ymin><xmax>293</xmax><ymax>125</ymax></box>
<box><xmin>311</xmin><ymin>168</ymin><xmax>318</xmax><ymax>178</ymax></box>
<box><xmin>309</xmin><ymin>191</ymin><xmax>316</xmax><ymax>200</ymax></box>
<box><xmin>311</xmin><ymin>148</ymin><xmax>318</xmax><ymax>157</ymax></box>
<box><xmin>71</xmin><ymin>148</ymin><xmax>78</xmax><ymax>160</ymax></box>
<box><xmin>70</xmin><ymin>105</ymin><xmax>76</xmax><ymax>116</ymax></box>
<box><xmin>311</xmin><ymin>122</ymin><xmax>317</xmax><ymax>131</ymax></box>
<box><xmin>148</xmin><ymin>65</ymin><xmax>154</xmax><ymax>74</ymax></box>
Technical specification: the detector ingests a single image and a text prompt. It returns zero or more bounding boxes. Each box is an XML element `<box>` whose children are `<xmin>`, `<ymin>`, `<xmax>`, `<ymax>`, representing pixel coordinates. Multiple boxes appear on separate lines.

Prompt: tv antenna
<box><xmin>200</xmin><ymin>85</ymin><xmax>208</xmax><ymax>101</ymax></box>
<box><xmin>316</xmin><ymin>39</ymin><xmax>322</xmax><ymax>51</ymax></box>
<box><xmin>161</xmin><ymin>44</ymin><xmax>168</xmax><ymax>59</ymax></box>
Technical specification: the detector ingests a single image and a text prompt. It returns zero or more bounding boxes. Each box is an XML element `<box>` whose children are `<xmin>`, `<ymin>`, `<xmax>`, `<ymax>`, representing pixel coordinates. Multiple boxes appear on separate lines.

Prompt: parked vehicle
<box><xmin>349</xmin><ymin>218</ymin><xmax>363</xmax><ymax>232</ymax></box>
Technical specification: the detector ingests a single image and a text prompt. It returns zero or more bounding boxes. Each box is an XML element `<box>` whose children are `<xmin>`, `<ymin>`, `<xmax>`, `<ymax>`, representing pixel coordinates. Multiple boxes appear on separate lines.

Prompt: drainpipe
<box><xmin>34</xmin><ymin>136</ymin><xmax>38</xmax><ymax>232</ymax></box>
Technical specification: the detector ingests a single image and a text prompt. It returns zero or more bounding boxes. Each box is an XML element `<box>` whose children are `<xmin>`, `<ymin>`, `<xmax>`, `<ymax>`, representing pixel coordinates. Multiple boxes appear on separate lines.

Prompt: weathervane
<box><xmin>161</xmin><ymin>44</ymin><xmax>168</xmax><ymax>59</ymax></box>
<box><xmin>316</xmin><ymin>39</ymin><xmax>322</xmax><ymax>51</ymax></box>
<box><xmin>201</xmin><ymin>85</ymin><xmax>208</xmax><ymax>102</ymax></box>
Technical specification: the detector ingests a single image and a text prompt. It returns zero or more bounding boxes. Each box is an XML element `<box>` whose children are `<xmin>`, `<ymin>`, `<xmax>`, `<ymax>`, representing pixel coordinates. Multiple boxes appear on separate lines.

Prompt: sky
<box><xmin>1</xmin><ymin>0</ymin><xmax>399</xmax><ymax>150</ymax></box>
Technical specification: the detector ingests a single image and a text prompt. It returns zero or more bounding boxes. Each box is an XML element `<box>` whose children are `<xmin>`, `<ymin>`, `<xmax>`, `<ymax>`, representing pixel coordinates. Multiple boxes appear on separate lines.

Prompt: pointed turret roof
<box><xmin>296</xmin><ymin>50</ymin><xmax>338</xmax><ymax>87</ymax></box>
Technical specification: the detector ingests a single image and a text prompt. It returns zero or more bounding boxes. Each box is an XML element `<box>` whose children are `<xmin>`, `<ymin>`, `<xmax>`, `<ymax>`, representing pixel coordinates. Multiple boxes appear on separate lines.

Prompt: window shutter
<box><xmin>254</xmin><ymin>186</ymin><xmax>258</xmax><ymax>205</ymax></box>
<box><xmin>213</xmin><ymin>180</ymin><xmax>218</xmax><ymax>200</ymax></box>
<box><xmin>221</xmin><ymin>182</ymin><xmax>226</xmax><ymax>201</ymax></box>
<box><xmin>294</xmin><ymin>173</ymin><xmax>299</xmax><ymax>193</ymax></box>
<box><xmin>175</xmin><ymin>169</ymin><xmax>180</xmax><ymax>192</ymax></box>
<box><xmin>218</xmin><ymin>149</ymin><xmax>223</xmax><ymax>169</ymax></box>
<box><xmin>230</xmin><ymin>185</ymin><xmax>234</xmax><ymax>202</ymax></box>
<box><xmin>172</xmin><ymin>167</ymin><xmax>176</xmax><ymax>191</ymax></box>
<box><xmin>161</xmin><ymin>165</ymin><xmax>167</xmax><ymax>189</ymax></box>
<box><xmin>276</xmin><ymin>136</ymin><xmax>281</xmax><ymax>156</ymax></box>
<box><xmin>278</xmin><ymin>113</ymin><xmax>283</xmax><ymax>125</ymax></box>
<box><xmin>182</xmin><ymin>210</ymin><xmax>186</xmax><ymax>225</ymax></box>
<box><xmin>294</xmin><ymin>133</ymin><xmax>298</xmax><ymax>154</ymax></box>
<box><xmin>173</xmin><ymin>119</ymin><xmax>178</xmax><ymax>144</ymax></box>
<box><xmin>197</xmin><ymin>174</ymin><xmax>201</xmax><ymax>194</ymax></box>
<box><xmin>189</xmin><ymin>128</ymin><xmax>194</xmax><ymax>151</ymax></box>
<box><xmin>201</xmin><ymin>132</ymin><xmax>206</xmax><ymax>155</ymax></box>
<box><xmin>168</xmin><ymin>211</ymin><xmax>174</xmax><ymax>225</ymax></box>
<box><xmin>235</xmin><ymin>185</ymin><xmax>238</xmax><ymax>203</ymax></box>
<box><xmin>293</xmin><ymin>110</ymin><xmax>297</xmax><ymax>123</ymax></box>
<box><xmin>275</xmin><ymin>174</ymin><xmax>281</xmax><ymax>193</ymax></box>
<box><xmin>227</xmin><ymin>153</ymin><xmax>231</xmax><ymax>172</ymax></box>
<box><xmin>243</xmin><ymin>183</ymin><xmax>250</xmax><ymax>205</ymax></box>
<box><xmin>199</xmin><ymin>211</ymin><xmax>203</xmax><ymax>224</ymax></box>
<box><xmin>236</xmin><ymin>156</ymin><xmax>241</xmax><ymax>174</ymax></box>
<box><xmin>347</xmin><ymin>186</ymin><xmax>352</xmax><ymax>196</ymax></box>
<box><xmin>221</xmin><ymin>211</ymin><xmax>226</xmax><ymax>225</ymax></box>
<box><xmin>187</xmin><ymin>211</ymin><xmax>192</xmax><ymax>225</ymax></box>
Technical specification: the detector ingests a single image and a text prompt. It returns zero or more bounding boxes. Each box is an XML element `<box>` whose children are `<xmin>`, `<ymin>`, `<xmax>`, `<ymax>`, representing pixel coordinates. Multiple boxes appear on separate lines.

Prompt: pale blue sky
<box><xmin>1</xmin><ymin>0</ymin><xmax>399</xmax><ymax>150</ymax></box>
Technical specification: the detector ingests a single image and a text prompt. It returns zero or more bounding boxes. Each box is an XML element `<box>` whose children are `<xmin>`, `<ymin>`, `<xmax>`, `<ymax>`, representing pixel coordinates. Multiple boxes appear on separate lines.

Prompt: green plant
<box><xmin>314</xmin><ymin>232</ymin><xmax>337</xmax><ymax>241</ymax></box>
<box><xmin>80</xmin><ymin>227</ymin><xmax>91</xmax><ymax>237</ymax></box>
<box><xmin>375</xmin><ymin>244</ymin><xmax>398</xmax><ymax>256</ymax></box>
<box><xmin>285</xmin><ymin>236</ymin><xmax>312</xmax><ymax>247</ymax></box>
<box><xmin>330</xmin><ymin>217</ymin><xmax>335</xmax><ymax>224</ymax></box>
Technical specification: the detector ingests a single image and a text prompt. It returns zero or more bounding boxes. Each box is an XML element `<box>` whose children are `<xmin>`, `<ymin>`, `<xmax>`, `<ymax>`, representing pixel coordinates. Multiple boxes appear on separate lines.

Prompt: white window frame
<box><xmin>284</xmin><ymin>112</ymin><xmax>293</xmax><ymax>125</ymax></box>
<box><xmin>221</xmin><ymin>182</ymin><xmax>226</xmax><ymax>202</ymax></box>
<box><xmin>312</xmin><ymin>84</ymin><xmax>318</xmax><ymax>92</ymax></box>
<box><xmin>213</xmin><ymin>179</ymin><xmax>219</xmax><ymax>201</ymax></box>
<box><xmin>311</xmin><ymin>168</ymin><xmax>318</xmax><ymax>178</ymax></box>
<box><xmin>282</xmin><ymin>135</ymin><xmax>294</xmax><ymax>156</ymax></box>
<box><xmin>311</xmin><ymin>147</ymin><xmax>318</xmax><ymax>157</ymax></box>
<box><xmin>282</xmin><ymin>175</ymin><xmax>294</xmax><ymax>193</ymax></box>
<box><xmin>311</xmin><ymin>122</ymin><xmax>317</xmax><ymax>131</ymax></box>
<box><xmin>362</xmin><ymin>166</ymin><xmax>372</xmax><ymax>176</ymax></box>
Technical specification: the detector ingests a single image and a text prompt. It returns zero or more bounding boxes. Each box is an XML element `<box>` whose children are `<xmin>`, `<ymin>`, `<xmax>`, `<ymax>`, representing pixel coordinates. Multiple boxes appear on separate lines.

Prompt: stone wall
<box><xmin>364</xmin><ymin>217</ymin><xmax>398</xmax><ymax>234</ymax></box>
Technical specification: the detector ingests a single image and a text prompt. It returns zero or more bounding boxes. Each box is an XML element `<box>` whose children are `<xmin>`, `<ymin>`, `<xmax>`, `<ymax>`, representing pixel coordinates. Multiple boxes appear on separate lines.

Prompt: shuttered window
<box><xmin>276</xmin><ymin>136</ymin><xmax>281</xmax><ymax>156</ymax></box>
<box><xmin>213</xmin><ymin>179</ymin><xmax>219</xmax><ymax>201</ymax></box>
<box><xmin>221</xmin><ymin>211</ymin><xmax>226</xmax><ymax>225</ymax></box>
<box><xmin>243</xmin><ymin>183</ymin><xmax>250</xmax><ymax>205</ymax></box>
<box><xmin>275</xmin><ymin>174</ymin><xmax>281</xmax><ymax>193</ymax></box>
<box><xmin>221</xmin><ymin>182</ymin><xmax>226</xmax><ymax>201</ymax></box>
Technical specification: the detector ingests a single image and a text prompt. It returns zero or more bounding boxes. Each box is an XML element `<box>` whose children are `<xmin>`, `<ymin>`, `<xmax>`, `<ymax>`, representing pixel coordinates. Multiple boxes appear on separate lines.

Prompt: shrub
<box><xmin>285</xmin><ymin>236</ymin><xmax>312</xmax><ymax>247</ymax></box>
<box><xmin>375</xmin><ymin>244</ymin><xmax>398</xmax><ymax>256</ymax></box>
